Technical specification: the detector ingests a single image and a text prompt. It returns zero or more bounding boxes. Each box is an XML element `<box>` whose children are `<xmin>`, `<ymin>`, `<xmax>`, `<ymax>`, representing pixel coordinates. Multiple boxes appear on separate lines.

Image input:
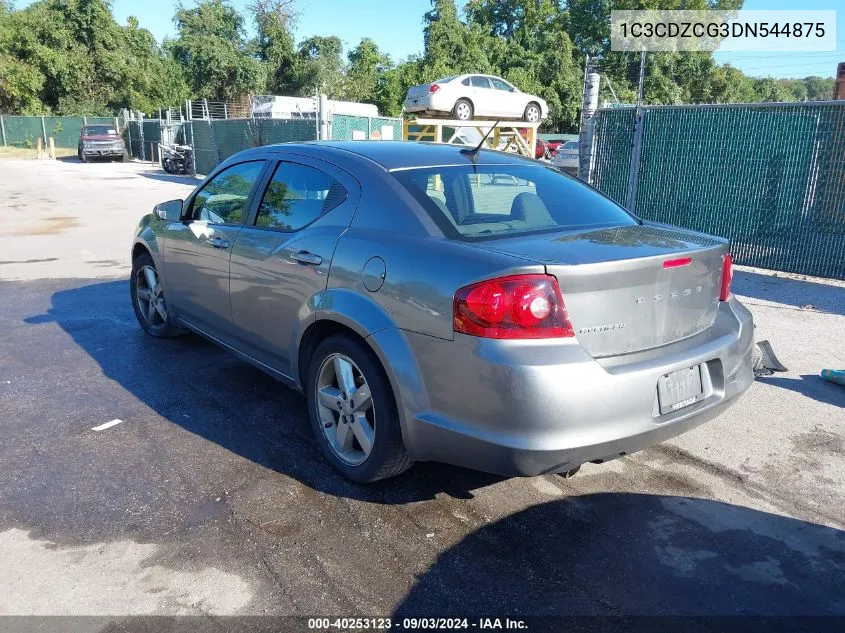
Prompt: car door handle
<box><xmin>291</xmin><ymin>251</ymin><xmax>322</xmax><ymax>266</ymax></box>
<box><xmin>209</xmin><ymin>236</ymin><xmax>230</xmax><ymax>249</ymax></box>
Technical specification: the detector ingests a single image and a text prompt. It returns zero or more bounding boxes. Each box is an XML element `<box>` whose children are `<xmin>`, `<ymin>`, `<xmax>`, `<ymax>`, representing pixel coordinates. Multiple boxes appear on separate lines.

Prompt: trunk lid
<box><xmin>407</xmin><ymin>83</ymin><xmax>432</xmax><ymax>100</ymax></box>
<box><xmin>477</xmin><ymin>223</ymin><xmax>729</xmax><ymax>357</ymax></box>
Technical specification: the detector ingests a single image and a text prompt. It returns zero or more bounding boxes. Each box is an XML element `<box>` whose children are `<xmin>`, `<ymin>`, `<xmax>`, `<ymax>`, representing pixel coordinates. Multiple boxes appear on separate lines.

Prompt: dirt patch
<box><xmin>12</xmin><ymin>216</ymin><xmax>79</xmax><ymax>236</ymax></box>
<box><xmin>792</xmin><ymin>429</ymin><xmax>845</xmax><ymax>457</ymax></box>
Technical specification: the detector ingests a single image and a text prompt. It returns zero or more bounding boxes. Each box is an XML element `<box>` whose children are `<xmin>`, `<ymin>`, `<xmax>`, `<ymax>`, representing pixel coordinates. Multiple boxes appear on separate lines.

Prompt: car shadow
<box><xmin>140</xmin><ymin>171</ymin><xmax>204</xmax><ymax>185</ymax></box>
<box><xmin>23</xmin><ymin>279</ymin><xmax>503</xmax><ymax>505</ymax></box>
<box><xmin>393</xmin><ymin>494</ymin><xmax>845</xmax><ymax>617</ymax></box>
<box><xmin>756</xmin><ymin>374</ymin><xmax>844</xmax><ymax>408</ymax></box>
<box><xmin>732</xmin><ymin>269</ymin><xmax>845</xmax><ymax>316</ymax></box>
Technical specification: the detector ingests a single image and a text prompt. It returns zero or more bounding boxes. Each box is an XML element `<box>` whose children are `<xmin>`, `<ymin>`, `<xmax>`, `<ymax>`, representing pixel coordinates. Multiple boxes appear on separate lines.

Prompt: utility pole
<box><xmin>625</xmin><ymin>51</ymin><xmax>647</xmax><ymax>212</ymax></box>
<box><xmin>578</xmin><ymin>56</ymin><xmax>600</xmax><ymax>181</ymax></box>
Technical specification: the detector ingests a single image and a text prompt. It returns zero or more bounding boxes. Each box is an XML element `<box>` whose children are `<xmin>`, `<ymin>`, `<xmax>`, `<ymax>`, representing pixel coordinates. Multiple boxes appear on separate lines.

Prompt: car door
<box><xmin>469</xmin><ymin>75</ymin><xmax>494</xmax><ymax>117</ymax></box>
<box><xmin>490</xmin><ymin>77</ymin><xmax>522</xmax><ymax>118</ymax></box>
<box><xmin>228</xmin><ymin>156</ymin><xmax>360</xmax><ymax>378</ymax></box>
<box><xmin>161</xmin><ymin>160</ymin><xmax>268</xmax><ymax>336</ymax></box>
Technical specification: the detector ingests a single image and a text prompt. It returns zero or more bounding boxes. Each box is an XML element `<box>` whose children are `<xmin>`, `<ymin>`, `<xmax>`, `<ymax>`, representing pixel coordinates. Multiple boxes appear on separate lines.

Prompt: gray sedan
<box><xmin>130</xmin><ymin>141</ymin><xmax>755</xmax><ymax>483</ymax></box>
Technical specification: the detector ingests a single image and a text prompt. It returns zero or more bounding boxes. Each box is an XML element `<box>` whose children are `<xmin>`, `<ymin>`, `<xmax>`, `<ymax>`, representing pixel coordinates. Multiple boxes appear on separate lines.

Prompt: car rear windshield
<box><xmin>391</xmin><ymin>164</ymin><xmax>637</xmax><ymax>239</ymax></box>
<box><xmin>82</xmin><ymin>126</ymin><xmax>117</xmax><ymax>136</ymax></box>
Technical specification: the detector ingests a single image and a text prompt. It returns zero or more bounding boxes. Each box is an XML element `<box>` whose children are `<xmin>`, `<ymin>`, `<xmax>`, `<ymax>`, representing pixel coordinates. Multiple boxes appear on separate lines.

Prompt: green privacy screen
<box><xmin>590</xmin><ymin>107</ymin><xmax>636</xmax><ymax>207</ymax></box>
<box><xmin>1</xmin><ymin>116</ymin><xmax>119</xmax><ymax>148</ymax></box>
<box><xmin>2</xmin><ymin>116</ymin><xmax>46</xmax><ymax>147</ymax></box>
<box><xmin>188</xmin><ymin>118</ymin><xmax>318</xmax><ymax>175</ymax></box>
<box><xmin>331</xmin><ymin>114</ymin><xmax>402</xmax><ymax>141</ymax></box>
<box><xmin>590</xmin><ymin>102</ymin><xmax>845</xmax><ymax>280</ymax></box>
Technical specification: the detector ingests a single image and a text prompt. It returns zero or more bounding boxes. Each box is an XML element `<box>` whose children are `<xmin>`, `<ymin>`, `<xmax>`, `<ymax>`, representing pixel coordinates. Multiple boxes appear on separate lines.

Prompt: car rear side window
<box><xmin>254</xmin><ymin>162</ymin><xmax>347</xmax><ymax>231</ymax></box>
<box><xmin>191</xmin><ymin>161</ymin><xmax>265</xmax><ymax>225</ymax></box>
<box><xmin>470</xmin><ymin>76</ymin><xmax>491</xmax><ymax>89</ymax></box>
<box><xmin>392</xmin><ymin>164</ymin><xmax>636</xmax><ymax>240</ymax></box>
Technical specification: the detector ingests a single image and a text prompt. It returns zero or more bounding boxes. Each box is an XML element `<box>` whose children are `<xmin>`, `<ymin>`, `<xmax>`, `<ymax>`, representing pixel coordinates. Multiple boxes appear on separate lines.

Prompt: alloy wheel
<box><xmin>135</xmin><ymin>265</ymin><xmax>169</xmax><ymax>328</ymax></box>
<box><xmin>526</xmin><ymin>105</ymin><xmax>540</xmax><ymax>122</ymax></box>
<box><xmin>456</xmin><ymin>102</ymin><xmax>472</xmax><ymax>120</ymax></box>
<box><xmin>315</xmin><ymin>353</ymin><xmax>376</xmax><ymax>466</ymax></box>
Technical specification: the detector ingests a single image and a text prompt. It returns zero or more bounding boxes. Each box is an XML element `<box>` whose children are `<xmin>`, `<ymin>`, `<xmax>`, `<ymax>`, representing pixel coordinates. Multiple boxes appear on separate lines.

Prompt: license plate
<box><xmin>657</xmin><ymin>365</ymin><xmax>703</xmax><ymax>415</ymax></box>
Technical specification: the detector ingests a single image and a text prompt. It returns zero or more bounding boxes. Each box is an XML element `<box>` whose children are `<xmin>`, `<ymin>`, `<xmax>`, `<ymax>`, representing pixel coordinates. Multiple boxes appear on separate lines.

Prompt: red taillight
<box><xmin>429</xmin><ymin>84</ymin><xmax>440</xmax><ymax>93</ymax></box>
<box><xmin>719</xmin><ymin>253</ymin><xmax>733</xmax><ymax>301</ymax></box>
<box><xmin>453</xmin><ymin>275</ymin><xmax>574</xmax><ymax>339</ymax></box>
<box><xmin>663</xmin><ymin>257</ymin><xmax>692</xmax><ymax>268</ymax></box>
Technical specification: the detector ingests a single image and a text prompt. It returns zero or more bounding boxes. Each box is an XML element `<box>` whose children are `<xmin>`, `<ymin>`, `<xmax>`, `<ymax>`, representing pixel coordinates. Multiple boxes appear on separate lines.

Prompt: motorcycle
<box><xmin>161</xmin><ymin>144</ymin><xmax>194</xmax><ymax>175</ymax></box>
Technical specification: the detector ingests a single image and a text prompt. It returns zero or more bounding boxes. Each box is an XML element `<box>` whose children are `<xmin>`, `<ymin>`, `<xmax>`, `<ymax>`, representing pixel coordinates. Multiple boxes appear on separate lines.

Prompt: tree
<box><xmin>167</xmin><ymin>0</ymin><xmax>265</xmax><ymax>100</ymax></box>
<box><xmin>423</xmin><ymin>0</ymin><xmax>490</xmax><ymax>78</ymax></box>
<box><xmin>345</xmin><ymin>38</ymin><xmax>392</xmax><ymax>105</ymax></box>
<box><xmin>293</xmin><ymin>35</ymin><xmax>346</xmax><ymax>97</ymax></box>
<box><xmin>251</xmin><ymin>0</ymin><xmax>297</xmax><ymax>94</ymax></box>
<box><xmin>0</xmin><ymin>0</ymin><xmax>189</xmax><ymax>114</ymax></box>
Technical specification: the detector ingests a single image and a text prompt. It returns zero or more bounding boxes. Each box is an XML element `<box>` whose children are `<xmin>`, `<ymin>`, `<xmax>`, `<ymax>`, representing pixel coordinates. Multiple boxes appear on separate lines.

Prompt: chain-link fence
<box><xmin>0</xmin><ymin>115</ymin><xmax>119</xmax><ymax>148</ymax></box>
<box><xmin>589</xmin><ymin>101</ymin><xmax>845</xmax><ymax>280</ymax></box>
<box><xmin>331</xmin><ymin>114</ymin><xmax>402</xmax><ymax>141</ymax></box>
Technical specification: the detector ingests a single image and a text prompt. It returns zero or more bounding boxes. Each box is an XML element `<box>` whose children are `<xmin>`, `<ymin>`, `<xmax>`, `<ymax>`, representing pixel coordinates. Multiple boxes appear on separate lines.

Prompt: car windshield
<box><xmin>392</xmin><ymin>164</ymin><xmax>636</xmax><ymax>239</ymax></box>
<box><xmin>82</xmin><ymin>126</ymin><xmax>118</xmax><ymax>136</ymax></box>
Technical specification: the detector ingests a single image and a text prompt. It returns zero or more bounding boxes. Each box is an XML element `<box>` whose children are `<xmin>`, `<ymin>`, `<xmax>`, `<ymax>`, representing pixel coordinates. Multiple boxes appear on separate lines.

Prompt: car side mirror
<box><xmin>154</xmin><ymin>199</ymin><xmax>184</xmax><ymax>221</ymax></box>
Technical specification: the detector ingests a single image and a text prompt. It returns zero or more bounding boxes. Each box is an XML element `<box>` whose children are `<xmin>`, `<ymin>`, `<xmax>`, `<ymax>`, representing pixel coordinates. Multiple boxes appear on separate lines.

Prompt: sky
<box><xmin>15</xmin><ymin>0</ymin><xmax>843</xmax><ymax>79</ymax></box>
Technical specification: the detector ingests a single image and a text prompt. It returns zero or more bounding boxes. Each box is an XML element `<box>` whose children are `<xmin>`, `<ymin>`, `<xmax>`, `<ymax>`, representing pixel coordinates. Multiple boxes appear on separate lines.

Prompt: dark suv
<box><xmin>78</xmin><ymin>125</ymin><xmax>127</xmax><ymax>162</ymax></box>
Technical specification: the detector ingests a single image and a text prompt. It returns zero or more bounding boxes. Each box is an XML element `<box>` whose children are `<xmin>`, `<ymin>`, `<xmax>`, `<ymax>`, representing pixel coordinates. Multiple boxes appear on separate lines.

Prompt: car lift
<box><xmin>402</xmin><ymin>118</ymin><xmax>539</xmax><ymax>159</ymax></box>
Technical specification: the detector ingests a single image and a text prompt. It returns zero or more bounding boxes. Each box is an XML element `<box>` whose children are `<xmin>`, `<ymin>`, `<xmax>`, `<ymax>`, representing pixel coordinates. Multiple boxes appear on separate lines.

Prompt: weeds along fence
<box><xmin>0</xmin><ymin>115</ymin><xmax>118</xmax><ymax>149</ymax></box>
<box><xmin>589</xmin><ymin>101</ymin><xmax>845</xmax><ymax>280</ymax></box>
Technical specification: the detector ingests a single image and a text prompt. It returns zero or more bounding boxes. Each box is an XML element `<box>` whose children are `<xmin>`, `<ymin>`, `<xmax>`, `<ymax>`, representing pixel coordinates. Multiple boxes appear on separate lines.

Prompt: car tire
<box><xmin>452</xmin><ymin>98</ymin><xmax>473</xmax><ymax>121</ymax></box>
<box><xmin>524</xmin><ymin>102</ymin><xmax>541</xmax><ymax>123</ymax></box>
<box><xmin>306</xmin><ymin>334</ymin><xmax>413</xmax><ymax>483</ymax></box>
<box><xmin>79</xmin><ymin>149</ymin><xmax>87</xmax><ymax>163</ymax></box>
<box><xmin>130</xmin><ymin>252</ymin><xmax>184</xmax><ymax>338</ymax></box>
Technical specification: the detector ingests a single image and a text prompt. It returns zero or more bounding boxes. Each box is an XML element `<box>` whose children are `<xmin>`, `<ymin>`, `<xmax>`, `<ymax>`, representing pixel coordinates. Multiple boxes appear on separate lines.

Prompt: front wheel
<box><xmin>130</xmin><ymin>252</ymin><xmax>184</xmax><ymax>338</ymax></box>
<box><xmin>452</xmin><ymin>98</ymin><xmax>473</xmax><ymax>121</ymax></box>
<box><xmin>306</xmin><ymin>334</ymin><xmax>413</xmax><ymax>483</ymax></box>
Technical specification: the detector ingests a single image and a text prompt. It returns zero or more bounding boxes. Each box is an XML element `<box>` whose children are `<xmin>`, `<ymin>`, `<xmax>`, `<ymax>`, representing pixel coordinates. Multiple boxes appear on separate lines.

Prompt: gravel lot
<box><xmin>0</xmin><ymin>158</ymin><xmax>843</xmax><ymax>621</ymax></box>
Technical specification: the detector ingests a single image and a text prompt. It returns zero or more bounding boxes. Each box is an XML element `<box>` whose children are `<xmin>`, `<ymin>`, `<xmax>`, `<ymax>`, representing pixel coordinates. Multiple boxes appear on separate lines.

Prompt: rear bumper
<box><xmin>395</xmin><ymin>297</ymin><xmax>755</xmax><ymax>477</ymax></box>
<box><xmin>403</xmin><ymin>94</ymin><xmax>453</xmax><ymax>114</ymax></box>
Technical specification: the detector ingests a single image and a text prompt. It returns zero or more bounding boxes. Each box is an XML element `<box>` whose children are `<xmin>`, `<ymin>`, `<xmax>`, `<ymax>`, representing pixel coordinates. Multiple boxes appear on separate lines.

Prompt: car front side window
<box><xmin>190</xmin><ymin>161</ymin><xmax>265</xmax><ymax>225</ymax></box>
<box><xmin>491</xmin><ymin>78</ymin><xmax>513</xmax><ymax>91</ymax></box>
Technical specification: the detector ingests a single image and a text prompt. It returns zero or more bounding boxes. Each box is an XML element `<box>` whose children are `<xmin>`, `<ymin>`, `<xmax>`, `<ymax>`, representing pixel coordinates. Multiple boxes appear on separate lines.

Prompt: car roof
<box><xmin>262</xmin><ymin>140</ymin><xmax>536</xmax><ymax>172</ymax></box>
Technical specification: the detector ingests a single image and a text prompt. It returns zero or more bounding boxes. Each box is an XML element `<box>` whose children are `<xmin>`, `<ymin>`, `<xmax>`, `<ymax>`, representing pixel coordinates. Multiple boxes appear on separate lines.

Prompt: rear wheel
<box><xmin>524</xmin><ymin>102</ymin><xmax>541</xmax><ymax>123</ymax></box>
<box><xmin>130</xmin><ymin>252</ymin><xmax>183</xmax><ymax>338</ymax></box>
<box><xmin>452</xmin><ymin>99</ymin><xmax>473</xmax><ymax>121</ymax></box>
<box><xmin>78</xmin><ymin>148</ymin><xmax>87</xmax><ymax>163</ymax></box>
<box><xmin>306</xmin><ymin>334</ymin><xmax>413</xmax><ymax>483</ymax></box>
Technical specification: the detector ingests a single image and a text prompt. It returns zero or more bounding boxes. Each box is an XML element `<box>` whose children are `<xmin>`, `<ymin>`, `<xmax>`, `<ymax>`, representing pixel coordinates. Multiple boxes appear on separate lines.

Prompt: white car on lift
<box><xmin>403</xmin><ymin>74</ymin><xmax>548</xmax><ymax>123</ymax></box>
